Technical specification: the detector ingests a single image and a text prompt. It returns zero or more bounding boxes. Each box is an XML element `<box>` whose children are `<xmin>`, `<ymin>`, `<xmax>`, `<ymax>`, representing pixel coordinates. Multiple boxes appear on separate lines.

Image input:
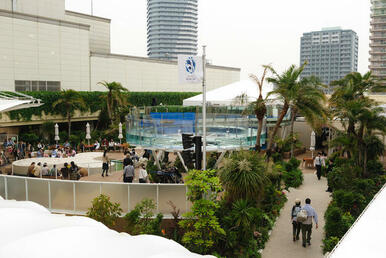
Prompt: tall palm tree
<box><xmin>98</xmin><ymin>81</ymin><xmax>128</xmax><ymax>125</ymax></box>
<box><xmin>265</xmin><ymin>63</ymin><xmax>307</xmax><ymax>154</ymax></box>
<box><xmin>249</xmin><ymin>66</ymin><xmax>269</xmax><ymax>152</ymax></box>
<box><xmin>52</xmin><ymin>90</ymin><xmax>86</xmax><ymax>137</ymax></box>
<box><xmin>287</xmin><ymin>76</ymin><xmax>326</xmax><ymax>157</ymax></box>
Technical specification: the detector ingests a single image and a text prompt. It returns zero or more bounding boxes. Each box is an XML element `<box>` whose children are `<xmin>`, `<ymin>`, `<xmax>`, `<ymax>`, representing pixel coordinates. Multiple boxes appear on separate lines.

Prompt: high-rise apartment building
<box><xmin>300</xmin><ymin>27</ymin><xmax>358</xmax><ymax>88</ymax></box>
<box><xmin>147</xmin><ymin>0</ymin><xmax>198</xmax><ymax>61</ymax></box>
<box><xmin>369</xmin><ymin>0</ymin><xmax>386</xmax><ymax>83</ymax></box>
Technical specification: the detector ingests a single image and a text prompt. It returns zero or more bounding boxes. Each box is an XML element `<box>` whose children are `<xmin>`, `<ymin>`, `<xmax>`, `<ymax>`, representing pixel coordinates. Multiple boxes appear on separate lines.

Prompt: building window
<box><xmin>15</xmin><ymin>80</ymin><xmax>61</xmax><ymax>92</ymax></box>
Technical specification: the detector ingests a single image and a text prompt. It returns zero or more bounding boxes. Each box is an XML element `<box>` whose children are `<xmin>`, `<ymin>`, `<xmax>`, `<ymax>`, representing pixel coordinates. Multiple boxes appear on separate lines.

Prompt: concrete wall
<box><xmin>65</xmin><ymin>10</ymin><xmax>111</xmax><ymax>53</ymax></box>
<box><xmin>0</xmin><ymin>0</ymin><xmax>65</xmax><ymax>19</ymax></box>
<box><xmin>90</xmin><ymin>53</ymin><xmax>241</xmax><ymax>92</ymax></box>
<box><xmin>0</xmin><ymin>12</ymin><xmax>90</xmax><ymax>91</ymax></box>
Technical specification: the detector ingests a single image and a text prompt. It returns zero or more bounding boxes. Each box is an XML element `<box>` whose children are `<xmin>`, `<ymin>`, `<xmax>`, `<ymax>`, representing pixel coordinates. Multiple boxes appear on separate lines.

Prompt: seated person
<box><xmin>36</xmin><ymin>149</ymin><xmax>43</xmax><ymax>158</ymax></box>
<box><xmin>41</xmin><ymin>163</ymin><xmax>50</xmax><ymax>176</ymax></box>
<box><xmin>69</xmin><ymin>161</ymin><xmax>80</xmax><ymax>180</ymax></box>
<box><xmin>70</xmin><ymin>149</ymin><xmax>76</xmax><ymax>157</ymax></box>
<box><xmin>60</xmin><ymin>163</ymin><xmax>70</xmax><ymax>179</ymax></box>
<box><xmin>64</xmin><ymin>141</ymin><xmax>70</xmax><ymax>148</ymax></box>
<box><xmin>94</xmin><ymin>140</ymin><xmax>100</xmax><ymax>151</ymax></box>
<box><xmin>108</xmin><ymin>139</ymin><xmax>115</xmax><ymax>151</ymax></box>
<box><xmin>51</xmin><ymin>149</ymin><xmax>58</xmax><ymax>158</ymax></box>
<box><xmin>27</xmin><ymin>162</ymin><xmax>35</xmax><ymax>177</ymax></box>
<box><xmin>49</xmin><ymin>164</ymin><xmax>59</xmax><ymax>177</ymax></box>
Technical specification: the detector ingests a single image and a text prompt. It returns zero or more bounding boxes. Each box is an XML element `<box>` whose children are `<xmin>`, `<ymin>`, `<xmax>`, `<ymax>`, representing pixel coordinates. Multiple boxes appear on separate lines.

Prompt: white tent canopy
<box><xmin>182</xmin><ymin>79</ymin><xmax>280</xmax><ymax>106</ymax></box>
<box><xmin>0</xmin><ymin>92</ymin><xmax>42</xmax><ymax>112</ymax></box>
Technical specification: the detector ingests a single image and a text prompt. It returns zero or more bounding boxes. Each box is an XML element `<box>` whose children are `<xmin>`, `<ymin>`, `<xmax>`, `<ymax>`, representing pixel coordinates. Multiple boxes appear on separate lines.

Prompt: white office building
<box><xmin>0</xmin><ymin>0</ymin><xmax>240</xmax><ymax>93</ymax></box>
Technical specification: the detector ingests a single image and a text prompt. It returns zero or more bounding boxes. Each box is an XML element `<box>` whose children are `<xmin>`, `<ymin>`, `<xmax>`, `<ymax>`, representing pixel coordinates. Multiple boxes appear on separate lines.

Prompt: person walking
<box><xmin>291</xmin><ymin>199</ymin><xmax>302</xmax><ymax>241</ymax></box>
<box><xmin>123</xmin><ymin>163</ymin><xmax>135</xmax><ymax>183</ymax></box>
<box><xmin>313</xmin><ymin>152</ymin><xmax>324</xmax><ymax>180</ymax></box>
<box><xmin>301</xmin><ymin>198</ymin><xmax>318</xmax><ymax>248</ymax></box>
<box><xmin>101</xmin><ymin>150</ymin><xmax>109</xmax><ymax>177</ymax></box>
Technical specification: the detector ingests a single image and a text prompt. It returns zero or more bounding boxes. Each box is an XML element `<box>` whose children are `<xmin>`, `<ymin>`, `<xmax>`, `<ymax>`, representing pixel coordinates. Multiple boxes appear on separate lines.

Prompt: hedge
<box><xmin>7</xmin><ymin>91</ymin><xmax>200</xmax><ymax>121</ymax></box>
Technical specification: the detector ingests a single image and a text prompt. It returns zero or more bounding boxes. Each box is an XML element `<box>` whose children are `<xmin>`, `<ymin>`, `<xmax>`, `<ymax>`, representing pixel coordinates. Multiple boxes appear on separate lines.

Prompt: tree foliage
<box><xmin>86</xmin><ymin>194</ymin><xmax>122</xmax><ymax>228</ymax></box>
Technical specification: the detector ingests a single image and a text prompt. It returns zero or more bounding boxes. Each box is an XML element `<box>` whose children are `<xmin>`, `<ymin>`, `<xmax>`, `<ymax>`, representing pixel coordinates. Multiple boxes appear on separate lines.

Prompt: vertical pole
<box><xmin>202</xmin><ymin>45</ymin><xmax>207</xmax><ymax>170</ymax></box>
<box><xmin>48</xmin><ymin>181</ymin><xmax>51</xmax><ymax>210</ymax></box>
<box><xmin>25</xmin><ymin>178</ymin><xmax>28</xmax><ymax>201</ymax></box>
<box><xmin>156</xmin><ymin>184</ymin><xmax>159</xmax><ymax>213</ymax></box>
<box><xmin>4</xmin><ymin>177</ymin><xmax>8</xmax><ymax>200</ymax></box>
<box><xmin>127</xmin><ymin>184</ymin><xmax>130</xmax><ymax>212</ymax></box>
<box><xmin>73</xmin><ymin>182</ymin><xmax>76</xmax><ymax>212</ymax></box>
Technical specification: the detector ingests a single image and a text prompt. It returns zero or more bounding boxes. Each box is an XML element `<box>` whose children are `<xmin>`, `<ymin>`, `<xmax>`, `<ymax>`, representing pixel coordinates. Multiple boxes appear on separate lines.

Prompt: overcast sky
<box><xmin>65</xmin><ymin>0</ymin><xmax>371</xmax><ymax>79</ymax></box>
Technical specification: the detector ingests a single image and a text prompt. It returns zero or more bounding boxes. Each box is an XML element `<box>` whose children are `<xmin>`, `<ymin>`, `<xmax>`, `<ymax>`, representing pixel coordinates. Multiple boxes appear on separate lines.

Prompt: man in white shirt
<box><xmin>313</xmin><ymin>152</ymin><xmax>325</xmax><ymax>180</ymax></box>
<box><xmin>301</xmin><ymin>198</ymin><xmax>318</xmax><ymax>247</ymax></box>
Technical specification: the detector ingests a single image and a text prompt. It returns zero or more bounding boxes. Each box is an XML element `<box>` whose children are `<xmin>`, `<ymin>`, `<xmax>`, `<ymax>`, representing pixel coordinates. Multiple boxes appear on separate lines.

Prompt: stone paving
<box><xmin>262</xmin><ymin>166</ymin><xmax>331</xmax><ymax>258</ymax></box>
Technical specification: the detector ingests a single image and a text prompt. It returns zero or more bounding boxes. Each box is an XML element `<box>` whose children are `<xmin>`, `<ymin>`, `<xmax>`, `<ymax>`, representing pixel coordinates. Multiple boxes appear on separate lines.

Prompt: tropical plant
<box><xmin>52</xmin><ymin>89</ymin><xmax>86</xmax><ymax>136</ymax></box>
<box><xmin>86</xmin><ymin>194</ymin><xmax>122</xmax><ymax>228</ymax></box>
<box><xmin>249</xmin><ymin>66</ymin><xmax>269</xmax><ymax>151</ymax></box>
<box><xmin>98</xmin><ymin>81</ymin><xmax>129</xmax><ymax>125</ymax></box>
<box><xmin>329</xmin><ymin>72</ymin><xmax>386</xmax><ymax>176</ymax></box>
<box><xmin>265</xmin><ymin>63</ymin><xmax>326</xmax><ymax>157</ymax></box>
<box><xmin>125</xmin><ymin>198</ymin><xmax>163</xmax><ymax>235</ymax></box>
<box><xmin>179</xmin><ymin>169</ymin><xmax>225</xmax><ymax>254</ymax></box>
<box><xmin>219</xmin><ymin>151</ymin><xmax>268</xmax><ymax>203</ymax></box>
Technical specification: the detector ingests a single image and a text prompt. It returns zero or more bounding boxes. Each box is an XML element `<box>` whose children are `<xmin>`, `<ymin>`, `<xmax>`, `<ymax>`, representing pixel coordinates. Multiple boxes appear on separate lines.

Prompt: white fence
<box><xmin>0</xmin><ymin>175</ymin><xmax>190</xmax><ymax>216</ymax></box>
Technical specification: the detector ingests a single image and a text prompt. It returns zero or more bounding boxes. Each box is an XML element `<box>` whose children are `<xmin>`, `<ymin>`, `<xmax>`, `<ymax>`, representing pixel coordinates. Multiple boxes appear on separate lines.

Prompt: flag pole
<box><xmin>202</xmin><ymin>45</ymin><xmax>207</xmax><ymax>170</ymax></box>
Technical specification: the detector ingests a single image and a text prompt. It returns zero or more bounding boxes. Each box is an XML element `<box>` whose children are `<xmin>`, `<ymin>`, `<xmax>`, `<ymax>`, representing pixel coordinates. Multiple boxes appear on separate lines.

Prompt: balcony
<box><xmin>370</xmin><ymin>35</ymin><xmax>386</xmax><ymax>40</ymax></box>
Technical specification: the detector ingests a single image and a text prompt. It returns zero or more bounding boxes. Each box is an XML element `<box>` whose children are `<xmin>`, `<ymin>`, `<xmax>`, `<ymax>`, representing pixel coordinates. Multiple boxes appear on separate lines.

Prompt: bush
<box><xmin>283</xmin><ymin>168</ymin><xmax>303</xmax><ymax>189</ymax></box>
<box><xmin>324</xmin><ymin>204</ymin><xmax>355</xmax><ymax>239</ymax></box>
<box><xmin>333</xmin><ymin>190</ymin><xmax>367</xmax><ymax>217</ymax></box>
<box><xmin>125</xmin><ymin>198</ymin><xmax>163</xmax><ymax>235</ymax></box>
<box><xmin>323</xmin><ymin>236</ymin><xmax>340</xmax><ymax>254</ymax></box>
<box><xmin>86</xmin><ymin>194</ymin><xmax>122</xmax><ymax>228</ymax></box>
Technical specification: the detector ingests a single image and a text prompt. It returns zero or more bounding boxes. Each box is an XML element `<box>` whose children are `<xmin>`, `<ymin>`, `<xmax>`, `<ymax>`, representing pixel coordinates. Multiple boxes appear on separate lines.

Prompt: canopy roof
<box><xmin>183</xmin><ymin>79</ymin><xmax>280</xmax><ymax>106</ymax></box>
<box><xmin>0</xmin><ymin>92</ymin><xmax>42</xmax><ymax>112</ymax></box>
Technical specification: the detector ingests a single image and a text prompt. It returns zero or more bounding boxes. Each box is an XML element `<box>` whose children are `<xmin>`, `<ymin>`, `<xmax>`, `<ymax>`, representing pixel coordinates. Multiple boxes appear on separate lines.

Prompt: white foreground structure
<box><xmin>0</xmin><ymin>196</ymin><xmax>212</xmax><ymax>258</ymax></box>
<box><xmin>0</xmin><ymin>0</ymin><xmax>240</xmax><ymax>92</ymax></box>
<box><xmin>329</xmin><ymin>184</ymin><xmax>386</xmax><ymax>258</ymax></box>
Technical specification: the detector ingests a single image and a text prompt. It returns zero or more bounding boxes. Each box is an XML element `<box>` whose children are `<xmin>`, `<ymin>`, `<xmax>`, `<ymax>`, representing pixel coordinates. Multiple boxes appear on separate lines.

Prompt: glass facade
<box><xmin>147</xmin><ymin>0</ymin><xmax>198</xmax><ymax>61</ymax></box>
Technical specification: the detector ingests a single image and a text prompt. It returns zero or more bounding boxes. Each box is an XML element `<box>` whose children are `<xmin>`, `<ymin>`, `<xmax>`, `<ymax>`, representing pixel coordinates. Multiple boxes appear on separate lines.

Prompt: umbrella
<box><xmin>54</xmin><ymin>124</ymin><xmax>60</xmax><ymax>143</ymax></box>
<box><xmin>86</xmin><ymin>123</ymin><xmax>91</xmax><ymax>145</ymax></box>
<box><xmin>118</xmin><ymin>122</ymin><xmax>123</xmax><ymax>144</ymax></box>
<box><xmin>310</xmin><ymin>131</ymin><xmax>316</xmax><ymax>158</ymax></box>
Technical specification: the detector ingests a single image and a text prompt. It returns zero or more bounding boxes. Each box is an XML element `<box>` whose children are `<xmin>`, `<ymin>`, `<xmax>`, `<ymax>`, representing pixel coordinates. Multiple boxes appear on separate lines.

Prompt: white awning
<box><xmin>183</xmin><ymin>79</ymin><xmax>281</xmax><ymax>106</ymax></box>
<box><xmin>0</xmin><ymin>92</ymin><xmax>42</xmax><ymax>112</ymax></box>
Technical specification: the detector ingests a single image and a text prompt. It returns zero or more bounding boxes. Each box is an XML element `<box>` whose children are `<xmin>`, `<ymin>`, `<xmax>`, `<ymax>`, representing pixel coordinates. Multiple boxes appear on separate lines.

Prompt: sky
<box><xmin>65</xmin><ymin>0</ymin><xmax>371</xmax><ymax>79</ymax></box>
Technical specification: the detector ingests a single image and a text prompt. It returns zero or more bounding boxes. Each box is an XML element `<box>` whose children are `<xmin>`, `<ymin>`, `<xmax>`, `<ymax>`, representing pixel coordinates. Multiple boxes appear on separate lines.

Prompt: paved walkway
<box><xmin>262</xmin><ymin>167</ymin><xmax>331</xmax><ymax>258</ymax></box>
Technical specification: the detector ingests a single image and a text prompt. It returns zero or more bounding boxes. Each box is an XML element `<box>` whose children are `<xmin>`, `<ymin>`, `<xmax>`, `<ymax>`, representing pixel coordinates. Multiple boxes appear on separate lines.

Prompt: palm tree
<box><xmin>249</xmin><ymin>66</ymin><xmax>269</xmax><ymax>152</ymax></box>
<box><xmin>52</xmin><ymin>90</ymin><xmax>86</xmax><ymax>136</ymax></box>
<box><xmin>265</xmin><ymin>63</ymin><xmax>307</xmax><ymax>154</ymax></box>
<box><xmin>98</xmin><ymin>81</ymin><xmax>128</xmax><ymax>125</ymax></box>
<box><xmin>287</xmin><ymin>76</ymin><xmax>326</xmax><ymax>157</ymax></box>
<box><xmin>219</xmin><ymin>151</ymin><xmax>268</xmax><ymax>203</ymax></box>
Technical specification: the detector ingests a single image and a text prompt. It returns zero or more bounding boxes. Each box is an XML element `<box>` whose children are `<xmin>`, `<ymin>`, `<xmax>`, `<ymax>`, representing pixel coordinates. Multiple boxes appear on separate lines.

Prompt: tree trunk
<box><xmin>363</xmin><ymin>145</ymin><xmax>368</xmax><ymax>178</ymax></box>
<box><xmin>67</xmin><ymin>111</ymin><xmax>71</xmax><ymax>137</ymax></box>
<box><xmin>107</xmin><ymin>92</ymin><xmax>113</xmax><ymax>125</ymax></box>
<box><xmin>290</xmin><ymin>108</ymin><xmax>296</xmax><ymax>158</ymax></box>
<box><xmin>267</xmin><ymin>103</ymin><xmax>289</xmax><ymax>153</ymax></box>
<box><xmin>256</xmin><ymin>118</ymin><xmax>263</xmax><ymax>152</ymax></box>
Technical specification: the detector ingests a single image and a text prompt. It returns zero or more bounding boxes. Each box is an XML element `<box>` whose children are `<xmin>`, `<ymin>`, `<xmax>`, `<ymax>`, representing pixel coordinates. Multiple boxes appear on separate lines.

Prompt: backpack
<box><xmin>292</xmin><ymin>206</ymin><xmax>301</xmax><ymax>218</ymax></box>
<box><xmin>297</xmin><ymin>209</ymin><xmax>308</xmax><ymax>223</ymax></box>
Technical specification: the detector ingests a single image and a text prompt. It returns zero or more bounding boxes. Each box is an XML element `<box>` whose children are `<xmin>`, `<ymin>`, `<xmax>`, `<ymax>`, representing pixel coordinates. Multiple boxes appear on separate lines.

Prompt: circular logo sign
<box><xmin>185</xmin><ymin>57</ymin><xmax>196</xmax><ymax>74</ymax></box>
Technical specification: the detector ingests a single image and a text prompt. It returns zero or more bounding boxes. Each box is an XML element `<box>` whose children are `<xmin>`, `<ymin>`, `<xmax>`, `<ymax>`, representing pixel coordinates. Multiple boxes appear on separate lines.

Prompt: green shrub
<box><xmin>322</xmin><ymin>236</ymin><xmax>340</xmax><ymax>254</ymax></box>
<box><xmin>333</xmin><ymin>190</ymin><xmax>367</xmax><ymax>217</ymax></box>
<box><xmin>283</xmin><ymin>157</ymin><xmax>301</xmax><ymax>172</ymax></box>
<box><xmin>125</xmin><ymin>198</ymin><xmax>163</xmax><ymax>235</ymax></box>
<box><xmin>179</xmin><ymin>169</ymin><xmax>225</xmax><ymax>255</ymax></box>
<box><xmin>86</xmin><ymin>194</ymin><xmax>122</xmax><ymax>228</ymax></box>
<box><xmin>324</xmin><ymin>204</ymin><xmax>355</xmax><ymax>239</ymax></box>
<box><xmin>283</xmin><ymin>168</ymin><xmax>303</xmax><ymax>189</ymax></box>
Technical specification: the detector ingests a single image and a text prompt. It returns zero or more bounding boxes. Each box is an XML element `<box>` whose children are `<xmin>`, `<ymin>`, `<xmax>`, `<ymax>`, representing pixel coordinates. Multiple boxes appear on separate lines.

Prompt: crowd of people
<box><xmin>27</xmin><ymin>161</ymin><xmax>82</xmax><ymax>180</ymax></box>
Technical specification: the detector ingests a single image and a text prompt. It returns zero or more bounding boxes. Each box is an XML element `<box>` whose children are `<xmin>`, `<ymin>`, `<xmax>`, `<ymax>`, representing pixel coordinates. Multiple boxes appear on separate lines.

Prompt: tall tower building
<box><xmin>147</xmin><ymin>0</ymin><xmax>198</xmax><ymax>61</ymax></box>
<box><xmin>300</xmin><ymin>27</ymin><xmax>358</xmax><ymax>90</ymax></box>
<box><xmin>369</xmin><ymin>0</ymin><xmax>386</xmax><ymax>83</ymax></box>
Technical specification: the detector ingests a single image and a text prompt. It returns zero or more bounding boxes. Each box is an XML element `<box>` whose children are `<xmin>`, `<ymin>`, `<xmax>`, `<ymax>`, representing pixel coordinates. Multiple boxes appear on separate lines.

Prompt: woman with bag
<box><xmin>291</xmin><ymin>199</ymin><xmax>302</xmax><ymax>241</ymax></box>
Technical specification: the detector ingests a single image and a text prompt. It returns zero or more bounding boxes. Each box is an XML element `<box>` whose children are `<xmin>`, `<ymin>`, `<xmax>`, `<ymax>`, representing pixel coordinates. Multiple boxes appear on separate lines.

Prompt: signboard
<box><xmin>178</xmin><ymin>55</ymin><xmax>203</xmax><ymax>84</ymax></box>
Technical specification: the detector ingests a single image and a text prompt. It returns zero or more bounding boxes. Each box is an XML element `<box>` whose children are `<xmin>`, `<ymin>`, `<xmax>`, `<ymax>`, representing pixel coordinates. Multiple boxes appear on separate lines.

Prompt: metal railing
<box><xmin>0</xmin><ymin>174</ymin><xmax>190</xmax><ymax>216</ymax></box>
